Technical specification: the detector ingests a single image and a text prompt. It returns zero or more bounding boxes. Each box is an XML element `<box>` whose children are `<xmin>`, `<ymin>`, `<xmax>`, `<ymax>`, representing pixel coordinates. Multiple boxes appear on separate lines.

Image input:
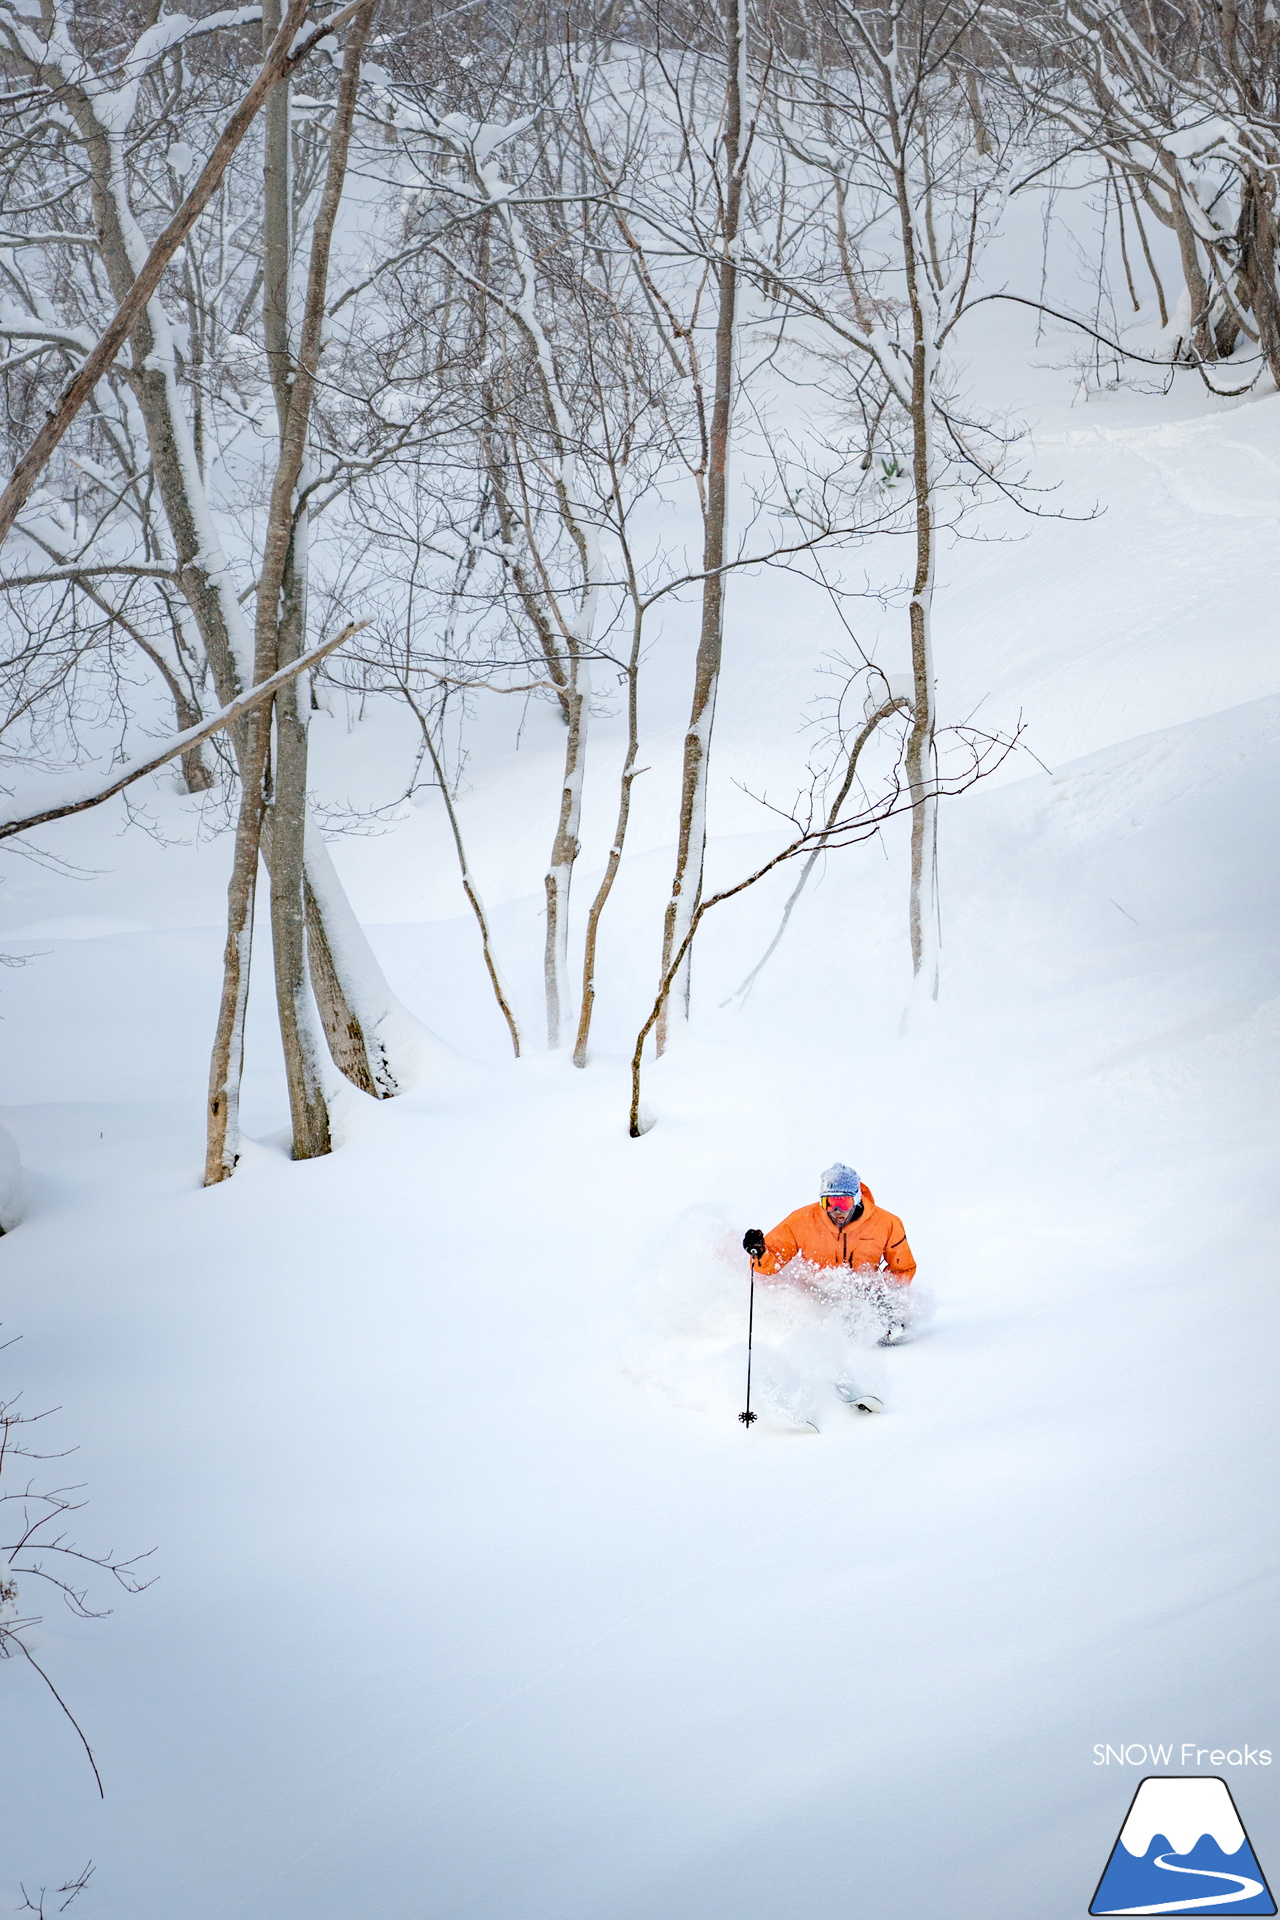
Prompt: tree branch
<box><xmin>0</xmin><ymin>622</ymin><xmax>365</xmax><ymax>841</ymax></box>
<box><xmin>0</xmin><ymin>0</ymin><xmax>369</xmax><ymax>549</ymax></box>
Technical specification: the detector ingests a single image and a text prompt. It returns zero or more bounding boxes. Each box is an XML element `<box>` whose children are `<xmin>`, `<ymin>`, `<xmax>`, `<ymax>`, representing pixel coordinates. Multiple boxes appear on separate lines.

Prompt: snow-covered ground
<box><xmin>2</xmin><ymin>289</ymin><xmax>1279</xmax><ymax>1915</ymax></box>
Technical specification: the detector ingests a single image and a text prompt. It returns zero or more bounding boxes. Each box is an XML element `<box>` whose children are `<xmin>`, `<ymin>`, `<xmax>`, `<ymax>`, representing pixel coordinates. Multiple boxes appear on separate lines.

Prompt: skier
<box><xmin>741</xmin><ymin>1163</ymin><xmax>916</xmax><ymax>1411</ymax></box>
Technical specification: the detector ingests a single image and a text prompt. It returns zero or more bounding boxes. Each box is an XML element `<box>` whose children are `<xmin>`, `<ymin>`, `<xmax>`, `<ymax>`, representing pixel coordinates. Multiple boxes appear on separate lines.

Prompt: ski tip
<box><xmin>836</xmin><ymin>1383</ymin><xmax>885</xmax><ymax>1414</ymax></box>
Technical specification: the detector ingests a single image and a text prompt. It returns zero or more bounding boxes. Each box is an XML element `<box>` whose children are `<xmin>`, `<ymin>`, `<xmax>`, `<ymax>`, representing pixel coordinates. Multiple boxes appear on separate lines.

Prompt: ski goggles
<box><xmin>822</xmin><ymin>1192</ymin><xmax>859</xmax><ymax>1212</ymax></box>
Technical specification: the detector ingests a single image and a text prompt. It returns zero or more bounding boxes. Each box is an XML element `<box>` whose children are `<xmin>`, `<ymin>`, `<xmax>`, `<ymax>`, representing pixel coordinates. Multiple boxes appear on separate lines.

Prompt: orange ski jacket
<box><xmin>754</xmin><ymin>1183</ymin><xmax>916</xmax><ymax>1282</ymax></box>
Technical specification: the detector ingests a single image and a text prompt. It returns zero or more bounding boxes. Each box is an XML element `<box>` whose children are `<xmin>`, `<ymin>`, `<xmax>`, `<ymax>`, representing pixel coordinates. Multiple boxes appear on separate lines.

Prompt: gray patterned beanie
<box><xmin>820</xmin><ymin>1163</ymin><xmax>861</xmax><ymax>1201</ymax></box>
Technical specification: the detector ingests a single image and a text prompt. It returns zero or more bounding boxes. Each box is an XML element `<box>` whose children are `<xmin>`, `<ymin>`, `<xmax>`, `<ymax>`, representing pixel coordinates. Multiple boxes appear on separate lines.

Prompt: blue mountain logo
<box><xmin>1091</xmin><ymin>1777</ymin><xmax>1276</xmax><ymax>1915</ymax></box>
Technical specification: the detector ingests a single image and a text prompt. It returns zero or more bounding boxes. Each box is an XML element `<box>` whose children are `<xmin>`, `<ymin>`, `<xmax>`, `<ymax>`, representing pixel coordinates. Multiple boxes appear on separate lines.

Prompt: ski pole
<box><xmin>739</xmin><ymin>1257</ymin><xmax>758</xmax><ymax>1428</ymax></box>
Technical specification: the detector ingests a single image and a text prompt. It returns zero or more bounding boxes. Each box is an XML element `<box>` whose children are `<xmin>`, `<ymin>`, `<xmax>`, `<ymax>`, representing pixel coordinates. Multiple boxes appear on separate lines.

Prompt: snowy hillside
<box><xmin>3</xmin><ymin>307</ymin><xmax>1279</xmax><ymax>1918</ymax></box>
<box><xmin>3</xmin><ymin>4</ymin><xmax>1280</xmax><ymax>1915</ymax></box>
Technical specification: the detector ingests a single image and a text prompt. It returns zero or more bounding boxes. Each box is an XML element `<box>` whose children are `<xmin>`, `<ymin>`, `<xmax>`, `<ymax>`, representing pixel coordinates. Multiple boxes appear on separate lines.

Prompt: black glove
<box><xmin>743</xmin><ymin>1228</ymin><xmax>766</xmax><ymax>1260</ymax></box>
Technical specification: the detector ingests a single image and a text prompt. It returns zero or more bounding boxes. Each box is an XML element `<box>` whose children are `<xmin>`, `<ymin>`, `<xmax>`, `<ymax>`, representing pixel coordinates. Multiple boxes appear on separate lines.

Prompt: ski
<box><xmin>836</xmin><ymin>1385</ymin><xmax>885</xmax><ymax>1414</ymax></box>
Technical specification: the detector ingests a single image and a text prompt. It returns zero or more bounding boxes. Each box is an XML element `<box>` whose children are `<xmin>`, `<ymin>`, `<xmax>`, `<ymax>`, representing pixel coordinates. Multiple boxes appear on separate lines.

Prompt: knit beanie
<box><xmin>819</xmin><ymin>1162</ymin><xmax>861</xmax><ymax>1201</ymax></box>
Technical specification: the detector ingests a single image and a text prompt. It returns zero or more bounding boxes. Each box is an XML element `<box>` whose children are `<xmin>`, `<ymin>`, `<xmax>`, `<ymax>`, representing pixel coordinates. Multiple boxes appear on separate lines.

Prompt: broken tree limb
<box><xmin>0</xmin><ymin>622</ymin><xmax>366</xmax><ymax>842</ymax></box>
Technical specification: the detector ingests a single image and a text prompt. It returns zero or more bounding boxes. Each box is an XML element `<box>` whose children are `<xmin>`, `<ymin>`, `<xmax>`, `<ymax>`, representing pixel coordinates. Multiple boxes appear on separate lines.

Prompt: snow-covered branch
<box><xmin>0</xmin><ymin>621</ymin><xmax>364</xmax><ymax>842</ymax></box>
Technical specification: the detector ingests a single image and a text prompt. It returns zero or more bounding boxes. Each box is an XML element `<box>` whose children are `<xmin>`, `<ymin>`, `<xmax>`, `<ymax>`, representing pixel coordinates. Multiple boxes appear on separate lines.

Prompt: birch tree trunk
<box><xmin>573</xmin><ymin>606</ymin><xmax>642</xmax><ymax>1068</ymax></box>
<box><xmin>258</xmin><ymin>0</ymin><xmax>331</xmax><ymax>1160</ymax></box>
<box><xmin>896</xmin><ymin>156</ymin><xmax>941</xmax><ymax>1002</ymax></box>
<box><xmin>260</xmin><ymin>9</ymin><xmax>404</xmax><ymax>1101</ymax></box>
<box><xmin>544</xmin><ymin>653</ymin><xmax>589</xmax><ymax>1049</ymax></box>
<box><xmin>267</xmin><ymin>0</ymin><xmax>376</xmax><ymax>1156</ymax></box>
<box><xmin>263</xmin><ymin>0</ymin><xmax>294</xmax><ymax>441</ymax></box>
<box><xmin>1166</xmin><ymin>168</ymin><xmax>1216</xmax><ymax>360</ymax></box>
<box><xmin>206</xmin><ymin>0</ymin><xmax>375</xmax><ymax>1172</ymax></box>
<box><xmin>655</xmin><ymin>0</ymin><xmax>747</xmax><ymax>1055</ymax></box>
<box><xmin>204</xmin><ymin>712</ymin><xmax>269</xmax><ymax>1183</ymax></box>
<box><xmin>1236</xmin><ymin>168</ymin><xmax>1280</xmax><ymax>384</ymax></box>
<box><xmin>271</xmin><ymin>542</ymin><xmax>331</xmax><ymax>1157</ymax></box>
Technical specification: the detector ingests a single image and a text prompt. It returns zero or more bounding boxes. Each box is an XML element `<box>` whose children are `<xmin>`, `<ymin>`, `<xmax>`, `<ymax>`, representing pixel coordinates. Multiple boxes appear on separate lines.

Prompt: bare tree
<box><xmin>629</xmin><ymin>706</ymin><xmax>1021</xmax><ymax>1134</ymax></box>
<box><xmin>0</xmin><ymin>628</ymin><xmax>359</xmax><ymax>844</ymax></box>
<box><xmin>206</xmin><ymin>0</ymin><xmax>378</xmax><ymax>1179</ymax></box>
<box><xmin>325</xmin><ymin>48</ymin><xmax>694</xmax><ymax>1058</ymax></box>
<box><xmin>747</xmin><ymin>0</ymin><xmax>1024</xmax><ymax>999</ymax></box>
<box><xmin>0</xmin><ymin>0</ymin><xmax>428</xmax><ymax>1106</ymax></box>
<box><xmin>16</xmin><ymin>1859</ymin><xmax>94</xmax><ymax>1919</ymax></box>
<box><xmin>565</xmin><ymin>6</ymin><xmax>902</xmax><ymax>1044</ymax></box>
<box><xmin>653</xmin><ymin>0</ymin><xmax>754</xmax><ymax>1053</ymax></box>
<box><xmin>2</xmin><ymin>1361</ymin><xmax>153</xmax><ymax>1799</ymax></box>
<box><xmin>996</xmin><ymin>0</ymin><xmax>1280</xmax><ymax>384</ymax></box>
<box><xmin>0</xmin><ymin>0</ymin><xmax>322</xmax><ymax>540</ymax></box>
<box><xmin>295</xmin><ymin>14</ymin><xmax>900</xmax><ymax>1072</ymax></box>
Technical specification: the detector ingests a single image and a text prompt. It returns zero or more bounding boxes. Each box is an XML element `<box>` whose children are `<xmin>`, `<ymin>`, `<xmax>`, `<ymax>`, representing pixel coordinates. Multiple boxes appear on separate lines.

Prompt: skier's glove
<box><xmin>743</xmin><ymin>1228</ymin><xmax>766</xmax><ymax>1261</ymax></box>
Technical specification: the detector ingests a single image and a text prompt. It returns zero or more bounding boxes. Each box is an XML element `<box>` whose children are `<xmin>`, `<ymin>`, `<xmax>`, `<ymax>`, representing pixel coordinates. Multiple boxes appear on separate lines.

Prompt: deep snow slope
<box><xmin>2</xmin><ymin>315</ymin><xmax>1279</xmax><ymax>1915</ymax></box>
